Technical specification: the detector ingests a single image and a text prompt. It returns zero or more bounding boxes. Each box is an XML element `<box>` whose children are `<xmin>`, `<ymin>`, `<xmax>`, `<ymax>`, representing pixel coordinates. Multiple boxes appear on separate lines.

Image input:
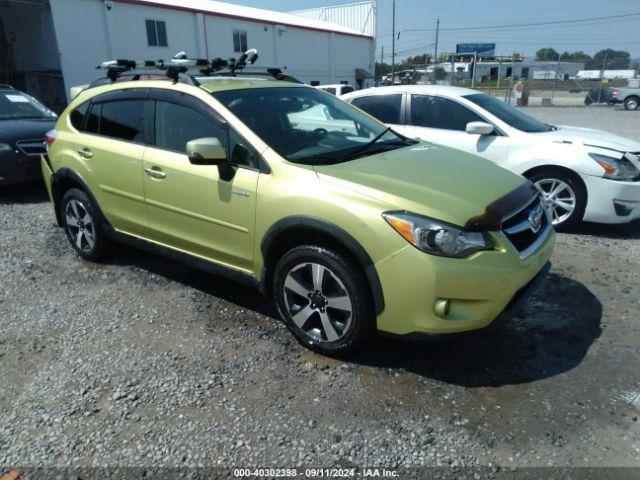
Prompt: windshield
<box><xmin>463</xmin><ymin>93</ymin><xmax>553</xmax><ymax>133</ymax></box>
<box><xmin>213</xmin><ymin>87</ymin><xmax>411</xmax><ymax>164</ymax></box>
<box><xmin>0</xmin><ymin>91</ymin><xmax>57</xmax><ymax>120</ymax></box>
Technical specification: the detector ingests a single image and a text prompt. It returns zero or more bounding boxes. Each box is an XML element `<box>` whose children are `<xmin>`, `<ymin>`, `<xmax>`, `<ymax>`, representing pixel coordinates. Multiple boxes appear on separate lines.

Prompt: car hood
<box><xmin>0</xmin><ymin>118</ymin><xmax>57</xmax><ymax>144</ymax></box>
<box><xmin>313</xmin><ymin>142</ymin><xmax>526</xmax><ymax>228</ymax></box>
<box><xmin>534</xmin><ymin>125</ymin><xmax>640</xmax><ymax>153</ymax></box>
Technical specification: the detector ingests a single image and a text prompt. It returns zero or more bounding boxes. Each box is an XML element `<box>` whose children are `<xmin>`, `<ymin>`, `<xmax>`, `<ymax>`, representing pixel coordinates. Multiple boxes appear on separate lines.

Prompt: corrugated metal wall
<box><xmin>290</xmin><ymin>1</ymin><xmax>376</xmax><ymax>37</ymax></box>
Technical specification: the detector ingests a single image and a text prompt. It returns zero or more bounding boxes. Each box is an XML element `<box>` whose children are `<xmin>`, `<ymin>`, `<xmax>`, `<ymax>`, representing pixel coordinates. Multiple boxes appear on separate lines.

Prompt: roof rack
<box><xmin>89</xmin><ymin>49</ymin><xmax>300</xmax><ymax>89</ymax></box>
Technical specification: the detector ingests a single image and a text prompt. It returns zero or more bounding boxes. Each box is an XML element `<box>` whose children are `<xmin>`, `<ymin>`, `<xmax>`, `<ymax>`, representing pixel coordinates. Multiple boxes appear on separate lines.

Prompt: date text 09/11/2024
<box><xmin>232</xmin><ymin>468</ymin><xmax>400</xmax><ymax>477</ymax></box>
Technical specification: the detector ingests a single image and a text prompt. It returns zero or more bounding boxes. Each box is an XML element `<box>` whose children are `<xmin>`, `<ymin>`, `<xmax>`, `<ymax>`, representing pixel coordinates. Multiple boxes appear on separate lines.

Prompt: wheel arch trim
<box><xmin>50</xmin><ymin>168</ymin><xmax>108</xmax><ymax>229</ymax></box>
<box><xmin>260</xmin><ymin>216</ymin><xmax>385</xmax><ymax>316</ymax></box>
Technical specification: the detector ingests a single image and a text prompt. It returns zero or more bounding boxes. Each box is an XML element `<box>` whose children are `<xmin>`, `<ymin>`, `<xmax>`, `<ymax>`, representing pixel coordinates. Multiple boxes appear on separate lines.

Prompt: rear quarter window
<box><xmin>70</xmin><ymin>102</ymin><xmax>89</xmax><ymax>130</ymax></box>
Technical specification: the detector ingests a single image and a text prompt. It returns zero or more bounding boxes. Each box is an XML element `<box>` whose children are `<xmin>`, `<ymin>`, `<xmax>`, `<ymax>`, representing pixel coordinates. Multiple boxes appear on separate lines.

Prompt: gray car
<box><xmin>610</xmin><ymin>87</ymin><xmax>640</xmax><ymax>111</ymax></box>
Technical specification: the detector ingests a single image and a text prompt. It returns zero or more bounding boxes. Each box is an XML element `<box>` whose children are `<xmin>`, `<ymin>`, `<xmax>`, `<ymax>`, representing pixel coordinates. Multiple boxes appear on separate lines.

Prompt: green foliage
<box><xmin>535</xmin><ymin>48</ymin><xmax>560</xmax><ymax>61</ymax></box>
<box><xmin>434</xmin><ymin>67</ymin><xmax>447</xmax><ymax>80</ymax></box>
<box><xmin>586</xmin><ymin>49</ymin><xmax>631</xmax><ymax>70</ymax></box>
<box><xmin>559</xmin><ymin>51</ymin><xmax>591</xmax><ymax>63</ymax></box>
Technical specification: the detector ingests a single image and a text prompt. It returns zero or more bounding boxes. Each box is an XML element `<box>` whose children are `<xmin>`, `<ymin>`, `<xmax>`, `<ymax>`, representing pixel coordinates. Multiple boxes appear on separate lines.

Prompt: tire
<box><xmin>272</xmin><ymin>245</ymin><xmax>374</xmax><ymax>356</ymax></box>
<box><xmin>527</xmin><ymin>169</ymin><xmax>587</xmax><ymax>231</ymax></box>
<box><xmin>61</xmin><ymin>188</ymin><xmax>108</xmax><ymax>261</ymax></box>
<box><xmin>624</xmin><ymin>96</ymin><xmax>639</xmax><ymax>111</ymax></box>
<box><xmin>584</xmin><ymin>96</ymin><xmax>593</xmax><ymax>106</ymax></box>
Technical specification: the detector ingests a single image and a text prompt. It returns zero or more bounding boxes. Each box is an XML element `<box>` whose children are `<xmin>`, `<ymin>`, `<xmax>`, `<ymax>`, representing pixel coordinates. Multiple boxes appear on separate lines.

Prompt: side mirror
<box><xmin>186</xmin><ymin>137</ymin><xmax>227</xmax><ymax>165</ymax></box>
<box><xmin>466</xmin><ymin>121</ymin><xmax>495</xmax><ymax>136</ymax></box>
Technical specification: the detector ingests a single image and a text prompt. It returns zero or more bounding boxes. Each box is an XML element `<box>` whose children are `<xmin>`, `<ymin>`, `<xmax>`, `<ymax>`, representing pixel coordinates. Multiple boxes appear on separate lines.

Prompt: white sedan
<box><xmin>342</xmin><ymin>85</ymin><xmax>640</xmax><ymax>229</ymax></box>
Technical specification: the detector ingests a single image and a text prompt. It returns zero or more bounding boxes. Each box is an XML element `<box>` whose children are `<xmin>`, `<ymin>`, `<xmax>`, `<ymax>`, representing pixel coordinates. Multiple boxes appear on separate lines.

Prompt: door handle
<box><xmin>145</xmin><ymin>167</ymin><xmax>166</xmax><ymax>179</ymax></box>
<box><xmin>77</xmin><ymin>148</ymin><xmax>93</xmax><ymax>159</ymax></box>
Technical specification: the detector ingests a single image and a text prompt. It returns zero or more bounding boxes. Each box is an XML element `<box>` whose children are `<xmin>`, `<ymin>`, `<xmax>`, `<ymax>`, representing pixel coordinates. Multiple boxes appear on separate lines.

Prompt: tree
<box><xmin>535</xmin><ymin>47</ymin><xmax>560</xmax><ymax>61</ymax></box>
<box><xmin>434</xmin><ymin>67</ymin><xmax>447</xmax><ymax>80</ymax></box>
<box><xmin>559</xmin><ymin>51</ymin><xmax>591</xmax><ymax>63</ymax></box>
<box><xmin>375</xmin><ymin>62</ymin><xmax>392</xmax><ymax>80</ymax></box>
<box><xmin>586</xmin><ymin>49</ymin><xmax>631</xmax><ymax>70</ymax></box>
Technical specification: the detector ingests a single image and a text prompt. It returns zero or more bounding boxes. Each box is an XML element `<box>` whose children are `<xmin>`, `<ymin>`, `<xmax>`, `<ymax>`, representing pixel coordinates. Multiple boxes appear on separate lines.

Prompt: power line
<box><xmin>402</xmin><ymin>12</ymin><xmax>640</xmax><ymax>33</ymax></box>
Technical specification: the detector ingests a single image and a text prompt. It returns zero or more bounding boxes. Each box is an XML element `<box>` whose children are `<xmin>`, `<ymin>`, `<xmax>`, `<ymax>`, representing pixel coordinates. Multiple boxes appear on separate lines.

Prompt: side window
<box><xmin>146</xmin><ymin>19</ymin><xmax>168</xmax><ymax>47</ymax></box>
<box><xmin>85</xmin><ymin>103</ymin><xmax>101</xmax><ymax>134</ymax></box>
<box><xmin>351</xmin><ymin>94</ymin><xmax>402</xmax><ymax>124</ymax></box>
<box><xmin>229</xmin><ymin>129</ymin><xmax>260</xmax><ymax>169</ymax></box>
<box><xmin>100</xmin><ymin>100</ymin><xmax>146</xmax><ymax>142</ymax></box>
<box><xmin>154</xmin><ymin>100</ymin><xmax>227</xmax><ymax>154</ymax></box>
<box><xmin>410</xmin><ymin>95</ymin><xmax>483</xmax><ymax>131</ymax></box>
<box><xmin>341</xmin><ymin>86</ymin><xmax>354</xmax><ymax>95</ymax></box>
<box><xmin>70</xmin><ymin>102</ymin><xmax>89</xmax><ymax>130</ymax></box>
<box><xmin>233</xmin><ymin>30</ymin><xmax>247</xmax><ymax>52</ymax></box>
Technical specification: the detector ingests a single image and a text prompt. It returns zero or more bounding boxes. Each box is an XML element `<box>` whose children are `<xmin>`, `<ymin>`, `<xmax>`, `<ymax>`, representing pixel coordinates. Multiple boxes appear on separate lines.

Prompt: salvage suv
<box><xmin>41</xmin><ymin>64</ymin><xmax>554</xmax><ymax>355</ymax></box>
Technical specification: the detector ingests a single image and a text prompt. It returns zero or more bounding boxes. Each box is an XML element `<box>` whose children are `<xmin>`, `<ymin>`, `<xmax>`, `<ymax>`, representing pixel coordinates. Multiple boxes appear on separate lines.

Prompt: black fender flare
<box><xmin>260</xmin><ymin>216</ymin><xmax>385</xmax><ymax>315</ymax></box>
<box><xmin>50</xmin><ymin>168</ymin><xmax>109</xmax><ymax>229</ymax></box>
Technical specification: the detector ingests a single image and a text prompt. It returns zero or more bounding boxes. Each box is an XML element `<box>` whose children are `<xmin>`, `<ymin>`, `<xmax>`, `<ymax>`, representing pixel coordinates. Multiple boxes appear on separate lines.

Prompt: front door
<box><xmin>142</xmin><ymin>90</ymin><xmax>260</xmax><ymax>271</ymax></box>
<box><xmin>403</xmin><ymin>94</ymin><xmax>510</xmax><ymax>165</ymax></box>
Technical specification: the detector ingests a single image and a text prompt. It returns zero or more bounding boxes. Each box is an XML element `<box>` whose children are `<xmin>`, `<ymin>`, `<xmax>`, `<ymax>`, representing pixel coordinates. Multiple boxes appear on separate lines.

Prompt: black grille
<box><xmin>502</xmin><ymin>196</ymin><xmax>550</xmax><ymax>256</ymax></box>
<box><xmin>16</xmin><ymin>139</ymin><xmax>46</xmax><ymax>156</ymax></box>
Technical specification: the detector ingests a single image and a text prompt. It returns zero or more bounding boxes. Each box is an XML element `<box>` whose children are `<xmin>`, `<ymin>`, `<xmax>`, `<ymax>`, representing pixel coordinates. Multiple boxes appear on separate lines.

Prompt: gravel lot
<box><xmin>1</xmin><ymin>107</ymin><xmax>639</xmax><ymax>476</ymax></box>
<box><xmin>525</xmin><ymin>105</ymin><xmax>639</xmax><ymax>140</ymax></box>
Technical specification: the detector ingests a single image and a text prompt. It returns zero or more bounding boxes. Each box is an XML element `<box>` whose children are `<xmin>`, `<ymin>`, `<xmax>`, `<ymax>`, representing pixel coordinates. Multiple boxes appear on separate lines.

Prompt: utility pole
<box><xmin>434</xmin><ymin>18</ymin><xmax>440</xmax><ymax>66</ymax></box>
<box><xmin>432</xmin><ymin>18</ymin><xmax>439</xmax><ymax>85</ymax></box>
<box><xmin>379</xmin><ymin>45</ymin><xmax>384</xmax><ymax>84</ymax></box>
<box><xmin>391</xmin><ymin>0</ymin><xmax>396</xmax><ymax>84</ymax></box>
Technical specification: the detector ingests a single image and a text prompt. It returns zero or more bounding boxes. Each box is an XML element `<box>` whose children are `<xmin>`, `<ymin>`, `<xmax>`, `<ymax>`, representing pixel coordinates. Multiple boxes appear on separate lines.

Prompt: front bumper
<box><xmin>373</xmin><ymin>229</ymin><xmax>555</xmax><ymax>336</ymax></box>
<box><xmin>0</xmin><ymin>151</ymin><xmax>42</xmax><ymax>186</ymax></box>
<box><xmin>581</xmin><ymin>174</ymin><xmax>640</xmax><ymax>223</ymax></box>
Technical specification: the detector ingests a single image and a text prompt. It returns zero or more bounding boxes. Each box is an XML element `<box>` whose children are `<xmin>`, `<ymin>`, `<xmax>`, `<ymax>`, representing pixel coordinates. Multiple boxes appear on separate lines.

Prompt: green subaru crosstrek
<box><xmin>41</xmin><ymin>72</ymin><xmax>554</xmax><ymax>355</ymax></box>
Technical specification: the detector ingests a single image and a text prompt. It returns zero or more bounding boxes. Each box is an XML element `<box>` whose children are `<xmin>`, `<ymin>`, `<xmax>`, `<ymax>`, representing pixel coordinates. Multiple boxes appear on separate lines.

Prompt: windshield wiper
<box><xmin>346</xmin><ymin>127</ymin><xmax>393</xmax><ymax>158</ymax></box>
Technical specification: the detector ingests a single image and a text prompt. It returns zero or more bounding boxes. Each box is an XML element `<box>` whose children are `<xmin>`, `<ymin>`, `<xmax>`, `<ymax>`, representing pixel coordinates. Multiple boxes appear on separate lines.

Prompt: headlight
<box><xmin>589</xmin><ymin>152</ymin><xmax>640</xmax><ymax>181</ymax></box>
<box><xmin>0</xmin><ymin>143</ymin><xmax>12</xmax><ymax>153</ymax></box>
<box><xmin>382</xmin><ymin>211</ymin><xmax>492</xmax><ymax>258</ymax></box>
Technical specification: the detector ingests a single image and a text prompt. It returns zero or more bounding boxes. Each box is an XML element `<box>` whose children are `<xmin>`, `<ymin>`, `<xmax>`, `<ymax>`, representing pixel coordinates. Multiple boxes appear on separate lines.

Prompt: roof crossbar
<box><xmin>90</xmin><ymin>49</ymin><xmax>299</xmax><ymax>88</ymax></box>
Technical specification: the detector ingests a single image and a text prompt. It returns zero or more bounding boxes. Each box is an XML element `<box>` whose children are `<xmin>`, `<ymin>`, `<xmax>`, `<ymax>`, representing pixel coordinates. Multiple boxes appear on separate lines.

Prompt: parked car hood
<box><xmin>534</xmin><ymin>125</ymin><xmax>640</xmax><ymax>153</ymax></box>
<box><xmin>314</xmin><ymin>142</ymin><xmax>526</xmax><ymax>228</ymax></box>
<box><xmin>0</xmin><ymin>118</ymin><xmax>57</xmax><ymax>144</ymax></box>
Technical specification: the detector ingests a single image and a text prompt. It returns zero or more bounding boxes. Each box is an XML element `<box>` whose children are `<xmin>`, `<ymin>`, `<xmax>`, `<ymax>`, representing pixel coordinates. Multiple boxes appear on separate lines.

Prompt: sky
<box><xmin>221</xmin><ymin>0</ymin><xmax>640</xmax><ymax>62</ymax></box>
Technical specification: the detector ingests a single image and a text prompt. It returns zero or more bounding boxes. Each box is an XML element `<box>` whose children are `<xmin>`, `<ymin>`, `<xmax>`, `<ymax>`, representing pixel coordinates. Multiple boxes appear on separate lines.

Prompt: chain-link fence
<box><xmin>382</xmin><ymin>55</ymin><xmax>637</xmax><ymax>107</ymax></box>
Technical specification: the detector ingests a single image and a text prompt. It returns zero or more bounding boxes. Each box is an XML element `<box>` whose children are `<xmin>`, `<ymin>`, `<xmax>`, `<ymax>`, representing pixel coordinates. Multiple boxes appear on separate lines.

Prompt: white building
<box><xmin>0</xmin><ymin>0</ymin><xmax>376</xmax><ymax>112</ymax></box>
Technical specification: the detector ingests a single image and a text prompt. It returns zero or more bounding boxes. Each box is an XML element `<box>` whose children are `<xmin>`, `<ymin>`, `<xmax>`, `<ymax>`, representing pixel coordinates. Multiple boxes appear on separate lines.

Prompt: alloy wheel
<box><xmin>282</xmin><ymin>262</ymin><xmax>353</xmax><ymax>343</ymax></box>
<box><xmin>65</xmin><ymin>199</ymin><xmax>96</xmax><ymax>252</ymax></box>
<box><xmin>627</xmin><ymin>98</ymin><xmax>639</xmax><ymax>110</ymax></box>
<box><xmin>534</xmin><ymin>178</ymin><xmax>577</xmax><ymax>225</ymax></box>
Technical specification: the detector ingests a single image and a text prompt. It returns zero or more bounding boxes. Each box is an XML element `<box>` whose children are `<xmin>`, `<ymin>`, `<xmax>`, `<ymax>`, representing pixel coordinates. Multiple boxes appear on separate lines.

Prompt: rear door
<box><xmin>74</xmin><ymin>89</ymin><xmax>150</xmax><ymax>236</ymax></box>
<box><xmin>404</xmin><ymin>94</ymin><xmax>510</xmax><ymax>163</ymax></box>
<box><xmin>142</xmin><ymin>89</ymin><xmax>260</xmax><ymax>271</ymax></box>
<box><xmin>349</xmin><ymin>94</ymin><xmax>405</xmax><ymax>132</ymax></box>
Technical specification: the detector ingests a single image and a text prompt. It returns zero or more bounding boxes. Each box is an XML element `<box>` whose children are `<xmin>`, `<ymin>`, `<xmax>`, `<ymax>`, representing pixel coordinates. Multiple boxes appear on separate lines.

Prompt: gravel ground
<box><xmin>1</xmin><ymin>108</ymin><xmax>639</xmax><ymax>475</ymax></box>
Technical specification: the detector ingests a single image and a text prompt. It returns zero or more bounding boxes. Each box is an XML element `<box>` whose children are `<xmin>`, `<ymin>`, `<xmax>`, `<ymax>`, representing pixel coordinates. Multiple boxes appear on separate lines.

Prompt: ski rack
<box><xmin>90</xmin><ymin>49</ymin><xmax>300</xmax><ymax>88</ymax></box>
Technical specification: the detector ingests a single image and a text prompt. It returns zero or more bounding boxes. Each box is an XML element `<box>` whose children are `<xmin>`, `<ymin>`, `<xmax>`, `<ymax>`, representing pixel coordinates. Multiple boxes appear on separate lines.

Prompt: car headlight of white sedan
<box><xmin>589</xmin><ymin>153</ymin><xmax>640</xmax><ymax>181</ymax></box>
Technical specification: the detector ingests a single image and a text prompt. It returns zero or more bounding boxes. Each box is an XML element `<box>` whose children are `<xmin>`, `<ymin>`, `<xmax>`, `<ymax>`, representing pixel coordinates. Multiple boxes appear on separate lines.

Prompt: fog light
<box><xmin>434</xmin><ymin>298</ymin><xmax>450</xmax><ymax>318</ymax></box>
